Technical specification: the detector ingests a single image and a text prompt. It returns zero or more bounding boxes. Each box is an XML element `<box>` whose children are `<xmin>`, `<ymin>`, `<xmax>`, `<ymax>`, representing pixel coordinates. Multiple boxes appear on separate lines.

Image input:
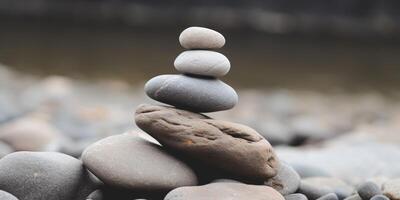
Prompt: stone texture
<box><xmin>265</xmin><ymin>162</ymin><xmax>301</xmax><ymax>195</ymax></box>
<box><xmin>344</xmin><ymin>195</ymin><xmax>362</xmax><ymax>200</ymax></box>
<box><xmin>135</xmin><ymin>104</ymin><xmax>279</xmax><ymax>181</ymax></box>
<box><xmin>370</xmin><ymin>195</ymin><xmax>390</xmax><ymax>200</ymax></box>
<box><xmin>0</xmin><ymin>152</ymin><xmax>96</xmax><ymax>200</ymax></box>
<box><xmin>382</xmin><ymin>179</ymin><xmax>400</xmax><ymax>200</ymax></box>
<box><xmin>298</xmin><ymin>177</ymin><xmax>353</xmax><ymax>200</ymax></box>
<box><xmin>0</xmin><ymin>141</ymin><xmax>13</xmax><ymax>158</ymax></box>
<box><xmin>174</xmin><ymin>50</ymin><xmax>230</xmax><ymax>77</ymax></box>
<box><xmin>82</xmin><ymin>133</ymin><xmax>198</xmax><ymax>192</ymax></box>
<box><xmin>0</xmin><ymin>190</ymin><xmax>19</xmax><ymax>200</ymax></box>
<box><xmin>164</xmin><ymin>182</ymin><xmax>284</xmax><ymax>200</ymax></box>
<box><xmin>145</xmin><ymin>74</ymin><xmax>238</xmax><ymax>112</ymax></box>
<box><xmin>0</xmin><ymin>118</ymin><xmax>59</xmax><ymax>151</ymax></box>
<box><xmin>285</xmin><ymin>193</ymin><xmax>308</xmax><ymax>200</ymax></box>
<box><xmin>357</xmin><ymin>181</ymin><xmax>382</xmax><ymax>200</ymax></box>
<box><xmin>179</xmin><ymin>27</ymin><xmax>225</xmax><ymax>49</ymax></box>
<box><xmin>317</xmin><ymin>193</ymin><xmax>339</xmax><ymax>200</ymax></box>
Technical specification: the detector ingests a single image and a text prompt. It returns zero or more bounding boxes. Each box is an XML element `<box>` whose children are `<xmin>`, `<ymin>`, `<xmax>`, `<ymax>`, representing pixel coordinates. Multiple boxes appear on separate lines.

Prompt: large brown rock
<box><xmin>135</xmin><ymin>104</ymin><xmax>279</xmax><ymax>181</ymax></box>
<box><xmin>164</xmin><ymin>182</ymin><xmax>285</xmax><ymax>200</ymax></box>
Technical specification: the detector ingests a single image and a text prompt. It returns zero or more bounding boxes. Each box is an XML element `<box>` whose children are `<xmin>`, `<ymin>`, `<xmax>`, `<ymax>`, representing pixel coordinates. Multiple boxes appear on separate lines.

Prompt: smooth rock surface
<box><xmin>344</xmin><ymin>195</ymin><xmax>362</xmax><ymax>200</ymax></box>
<box><xmin>357</xmin><ymin>181</ymin><xmax>382</xmax><ymax>200</ymax></box>
<box><xmin>265</xmin><ymin>162</ymin><xmax>301</xmax><ymax>195</ymax></box>
<box><xmin>370</xmin><ymin>195</ymin><xmax>390</xmax><ymax>200</ymax></box>
<box><xmin>174</xmin><ymin>50</ymin><xmax>230</xmax><ymax>77</ymax></box>
<box><xmin>82</xmin><ymin>133</ymin><xmax>198</xmax><ymax>192</ymax></box>
<box><xmin>317</xmin><ymin>193</ymin><xmax>339</xmax><ymax>200</ymax></box>
<box><xmin>145</xmin><ymin>74</ymin><xmax>238</xmax><ymax>112</ymax></box>
<box><xmin>285</xmin><ymin>193</ymin><xmax>308</xmax><ymax>200</ymax></box>
<box><xmin>0</xmin><ymin>190</ymin><xmax>19</xmax><ymax>200</ymax></box>
<box><xmin>164</xmin><ymin>182</ymin><xmax>284</xmax><ymax>200</ymax></box>
<box><xmin>0</xmin><ymin>152</ymin><xmax>96</xmax><ymax>200</ymax></box>
<box><xmin>0</xmin><ymin>118</ymin><xmax>59</xmax><ymax>151</ymax></box>
<box><xmin>135</xmin><ymin>104</ymin><xmax>279</xmax><ymax>181</ymax></box>
<box><xmin>179</xmin><ymin>27</ymin><xmax>225</xmax><ymax>49</ymax></box>
<box><xmin>298</xmin><ymin>177</ymin><xmax>353</xmax><ymax>200</ymax></box>
<box><xmin>382</xmin><ymin>179</ymin><xmax>400</xmax><ymax>200</ymax></box>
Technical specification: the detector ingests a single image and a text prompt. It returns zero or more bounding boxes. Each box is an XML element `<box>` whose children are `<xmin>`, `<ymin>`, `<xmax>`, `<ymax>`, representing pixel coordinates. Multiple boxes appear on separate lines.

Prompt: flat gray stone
<box><xmin>285</xmin><ymin>193</ymin><xmax>308</xmax><ymax>200</ymax></box>
<box><xmin>174</xmin><ymin>50</ymin><xmax>230</xmax><ymax>77</ymax></box>
<box><xmin>0</xmin><ymin>152</ymin><xmax>96</xmax><ymax>200</ymax></box>
<box><xmin>298</xmin><ymin>177</ymin><xmax>353</xmax><ymax>200</ymax></box>
<box><xmin>145</xmin><ymin>74</ymin><xmax>238</xmax><ymax>112</ymax></box>
<box><xmin>0</xmin><ymin>190</ymin><xmax>19</xmax><ymax>200</ymax></box>
<box><xmin>265</xmin><ymin>163</ymin><xmax>301</xmax><ymax>195</ymax></box>
<box><xmin>82</xmin><ymin>133</ymin><xmax>198</xmax><ymax>192</ymax></box>
<box><xmin>179</xmin><ymin>27</ymin><xmax>225</xmax><ymax>49</ymax></box>
<box><xmin>164</xmin><ymin>182</ymin><xmax>284</xmax><ymax>200</ymax></box>
<box><xmin>135</xmin><ymin>104</ymin><xmax>279</xmax><ymax>181</ymax></box>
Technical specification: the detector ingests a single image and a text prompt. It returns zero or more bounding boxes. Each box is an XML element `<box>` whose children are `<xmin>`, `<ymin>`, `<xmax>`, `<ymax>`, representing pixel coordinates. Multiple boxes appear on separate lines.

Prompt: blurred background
<box><xmin>0</xmin><ymin>0</ymin><xmax>400</xmax><ymax>183</ymax></box>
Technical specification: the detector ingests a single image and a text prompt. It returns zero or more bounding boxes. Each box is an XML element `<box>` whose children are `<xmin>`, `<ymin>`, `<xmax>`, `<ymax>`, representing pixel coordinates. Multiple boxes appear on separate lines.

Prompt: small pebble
<box><xmin>174</xmin><ymin>50</ymin><xmax>230</xmax><ymax>77</ymax></box>
<box><xmin>343</xmin><ymin>194</ymin><xmax>362</xmax><ymax>200</ymax></box>
<box><xmin>179</xmin><ymin>27</ymin><xmax>225</xmax><ymax>49</ymax></box>
<box><xmin>285</xmin><ymin>193</ymin><xmax>308</xmax><ymax>200</ymax></box>
<box><xmin>265</xmin><ymin>162</ymin><xmax>301</xmax><ymax>195</ymax></box>
<box><xmin>370</xmin><ymin>195</ymin><xmax>390</xmax><ymax>200</ymax></box>
<box><xmin>357</xmin><ymin>181</ymin><xmax>382</xmax><ymax>200</ymax></box>
<box><xmin>317</xmin><ymin>193</ymin><xmax>339</xmax><ymax>200</ymax></box>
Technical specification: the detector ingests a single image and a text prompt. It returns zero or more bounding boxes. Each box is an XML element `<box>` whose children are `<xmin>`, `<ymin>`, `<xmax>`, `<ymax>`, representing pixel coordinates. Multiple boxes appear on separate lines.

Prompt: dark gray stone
<box><xmin>144</xmin><ymin>74</ymin><xmax>238</xmax><ymax>112</ymax></box>
<box><xmin>265</xmin><ymin>162</ymin><xmax>301</xmax><ymax>195</ymax></box>
<box><xmin>164</xmin><ymin>182</ymin><xmax>284</xmax><ymax>200</ymax></box>
<box><xmin>0</xmin><ymin>190</ymin><xmax>19</xmax><ymax>200</ymax></box>
<box><xmin>357</xmin><ymin>181</ymin><xmax>382</xmax><ymax>200</ymax></box>
<box><xmin>135</xmin><ymin>104</ymin><xmax>279</xmax><ymax>181</ymax></box>
<box><xmin>0</xmin><ymin>152</ymin><xmax>96</xmax><ymax>200</ymax></box>
<box><xmin>285</xmin><ymin>193</ymin><xmax>308</xmax><ymax>200</ymax></box>
<box><xmin>82</xmin><ymin>133</ymin><xmax>198</xmax><ymax>192</ymax></box>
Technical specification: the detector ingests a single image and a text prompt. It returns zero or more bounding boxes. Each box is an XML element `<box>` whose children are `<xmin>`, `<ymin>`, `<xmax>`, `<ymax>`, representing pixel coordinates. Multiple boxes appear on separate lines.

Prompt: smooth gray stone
<box><xmin>179</xmin><ymin>27</ymin><xmax>225</xmax><ymax>49</ymax></box>
<box><xmin>285</xmin><ymin>193</ymin><xmax>308</xmax><ymax>200</ymax></box>
<box><xmin>0</xmin><ymin>141</ymin><xmax>13</xmax><ymax>158</ymax></box>
<box><xmin>174</xmin><ymin>50</ymin><xmax>230</xmax><ymax>77</ymax></box>
<box><xmin>370</xmin><ymin>195</ymin><xmax>390</xmax><ymax>200</ymax></box>
<box><xmin>145</xmin><ymin>74</ymin><xmax>238</xmax><ymax>112</ymax></box>
<box><xmin>291</xmin><ymin>164</ymin><xmax>331</xmax><ymax>178</ymax></box>
<box><xmin>343</xmin><ymin>195</ymin><xmax>362</xmax><ymax>200</ymax></box>
<box><xmin>82</xmin><ymin>134</ymin><xmax>198</xmax><ymax>192</ymax></box>
<box><xmin>265</xmin><ymin>163</ymin><xmax>301</xmax><ymax>195</ymax></box>
<box><xmin>382</xmin><ymin>179</ymin><xmax>400</xmax><ymax>200</ymax></box>
<box><xmin>357</xmin><ymin>181</ymin><xmax>382</xmax><ymax>200</ymax></box>
<box><xmin>0</xmin><ymin>152</ymin><xmax>96</xmax><ymax>200</ymax></box>
<box><xmin>86</xmin><ymin>190</ymin><xmax>103</xmax><ymax>200</ymax></box>
<box><xmin>317</xmin><ymin>193</ymin><xmax>339</xmax><ymax>200</ymax></box>
<box><xmin>0</xmin><ymin>190</ymin><xmax>19</xmax><ymax>200</ymax></box>
<box><xmin>298</xmin><ymin>177</ymin><xmax>353</xmax><ymax>200</ymax></box>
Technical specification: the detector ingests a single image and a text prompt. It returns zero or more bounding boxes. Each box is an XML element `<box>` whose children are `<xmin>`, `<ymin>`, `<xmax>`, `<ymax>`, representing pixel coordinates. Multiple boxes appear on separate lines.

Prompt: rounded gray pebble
<box><xmin>174</xmin><ymin>50</ymin><xmax>230</xmax><ymax>77</ymax></box>
<box><xmin>145</xmin><ymin>74</ymin><xmax>238</xmax><ymax>112</ymax></box>
<box><xmin>357</xmin><ymin>181</ymin><xmax>382</xmax><ymax>200</ymax></box>
<box><xmin>0</xmin><ymin>190</ymin><xmax>19</xmax><ymax>200</ymax></box>
<box><xmin>285</xmin><ymin>193</ymin><xmax>308</xmax><ymax>200</ymax></box>
<box><xmin>370</xmin><ymin>195</ymin><xmax>390</xmax><ymax>200</ymax></box>
<box><xmin>317</xmin><ymin>193</ymin><xmax>339</xmax><ymax>200</ymax></box>
<box><xmin>179</xmin><ymin>27</ymin><xmax>225</xmax><ymax>49</ymax></box>
<box><xmin>343</xmin><ymin>195</ymin><xmax>362</xmax><ymax>200</ymax></box>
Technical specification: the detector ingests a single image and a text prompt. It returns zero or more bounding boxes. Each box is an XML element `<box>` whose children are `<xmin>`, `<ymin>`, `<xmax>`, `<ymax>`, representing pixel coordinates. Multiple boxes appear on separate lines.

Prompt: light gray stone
<box><xmin>82</xmin><ymin>133</ymin><xmax>198</xmax><ymax>192</ymax></box>
<box><xmin>0</xmin><ymin>190</ymin><xmax>19</xmax><ymax>200</ymax></box>
<box><xmin>357</xmin><ymin>181</ymin><xmax>382</xmax><ymax>200</ymax></box>
<box><xmin>164</xmin><ymin>182</ymin><xmax>284</xmax><ymax>200</ymax></box>
<box><xmin>317</xmin><ymin>193</ymin><xmax>339</xmax><ymax>200</ymax></box>
<box><xmin>285</xmin><ymin>193</ymin><xmax>308</xmax><ymax>200</ymax></box>
<box><xmin>179</xmin><ymin>27</ymin><xmax>225</xmax><ymax>49</ymax></box>
<box><xmin>298</xmin><ymin>177</ymin><xmax>353</xmax><ymax>200</ymax></box>
<box><xmin>0</xmin><ymin>152</ymin><xmax>96</xmax><ymax>200</ymax></box>
<box><xmin>265</xmin><ymin>163</ymin><xmax>301</xmax><ymax>195</ymax></box>
<box><xmin>174</xmin><ymin>50</ymin><xmax>230</xmax><ymax>77</ymax></box>
<box><xmin>145</xmin><ymin>74</ymin><xmax>238</xmax><ymax>112</ymax></box>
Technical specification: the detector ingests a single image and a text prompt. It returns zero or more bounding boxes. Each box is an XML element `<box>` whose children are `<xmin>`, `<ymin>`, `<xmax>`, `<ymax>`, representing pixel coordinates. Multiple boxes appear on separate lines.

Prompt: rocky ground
<box><xmin>0</xmin><ymin>64</ymin><xmax>399</xmax><ymax>199</ymax></box>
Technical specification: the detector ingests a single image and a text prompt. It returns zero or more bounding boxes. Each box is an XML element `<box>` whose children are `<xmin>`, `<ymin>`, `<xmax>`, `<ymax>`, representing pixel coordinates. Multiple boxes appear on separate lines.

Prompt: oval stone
<box><xmin>145</xmin><ymin>74</ymin><xmax>238</xmax><ymax>112</ymax></box>
<box><xmin>265</xmin><ymin>163</ymin><xmax>301</xmax><ymax>195</ymax></box>
<box><xmin>164</xmin><ymin>182</ymin><xmax>284</xmax><ymax>200</ymax></box>
<box><xmin>135</xmin><ymin>104</ymin><xmax>279</xmax><ymax>181</ymax></box>
<box><xmin>0</xmin><ymin>152</ymin><xmax>96</xmax><ymax>200</ymax></box>
<box><xmin>179</xmin><ymin>27</ymin><xmax>225</xmax><ymax>49</ymax></box>
<box><xmin>174</xmin><ymin>50</ymin><xmax>230</xmax><ymax>77</ymax></box>
<box><xmin>0</xmin><ymin>190</ymin><xmax>19</xmax><ymax>200</ymax></box>
<box><xmin>81</xmin><ymin>133</ymin><xmax>198</xmax><ymax>192</ymax></box>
